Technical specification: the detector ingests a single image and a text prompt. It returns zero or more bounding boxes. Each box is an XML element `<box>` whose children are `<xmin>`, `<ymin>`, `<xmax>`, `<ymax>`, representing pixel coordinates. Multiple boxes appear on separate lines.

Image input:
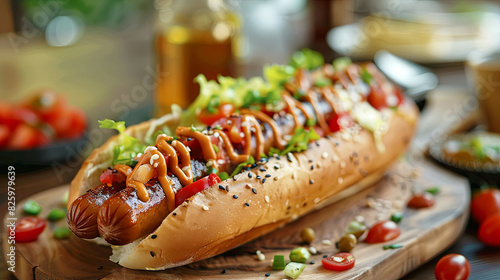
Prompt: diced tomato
<box><xmin>322</xmin><ymin>252</ymin><xmax>356</xmax><ymax>271</ymax></box>
<box><xmin>197</xmin><ymin>103</ymin><xmax>235</xmax><ymax>125</ymax></box>
<box><xmin>100</xmin><ymin>169</ymin><xmax>128</xmax><ymax>184</ymax></box>
<box><xmin>367</xmin><ymin>85</ymin><xmax>388</xmax><ymax>110</ymax></box>
<box><xmin>175</xmin><ymin>174</ymin><xmax>221</xmax><ymax>207</ymax></box>
<box><xmin>0</xmin><ymin>124</ymin><xmax>10</xmax><ymax>148</ymax></box>
<box><xmin>328</xmin><ymin>112</ymin><xmax>354</xmax><ymax>133</ymax></box>
<box><xmin>14</xmin><ymin>217</ymin><xmax>47</xmax><ymax>243</ymax></box>
<box><xmin>364</xmin><ymin>220</ymin><xmax>400</xmax><ymax>243</ymax></box>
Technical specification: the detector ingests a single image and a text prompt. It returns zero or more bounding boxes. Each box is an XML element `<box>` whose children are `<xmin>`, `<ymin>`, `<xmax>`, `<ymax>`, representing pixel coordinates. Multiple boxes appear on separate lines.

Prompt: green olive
<box><xmin>300</xmin><ymin>227</ymin><xmax>315</xmax><ymax>244</ymax></box>
<box><xmin>338</xmin><ymin>233</ymin><xmax>357</xmax><ymax>252</ymax></box>
<box><xmin>345</xmin><ymin>220</ymin><xmax>367</xmax><ymax>239</ymax></box>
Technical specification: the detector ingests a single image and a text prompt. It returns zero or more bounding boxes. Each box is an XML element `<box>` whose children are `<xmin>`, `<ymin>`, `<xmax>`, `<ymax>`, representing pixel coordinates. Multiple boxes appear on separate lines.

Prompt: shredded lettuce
<box><xmin>98</xmin><ymin>119</ymin><xmax>147</xmax><ymax>166</ymax></box>
<box><xmin>230</xmin><ymin>156</ymin><xmax>255</xmax><ymax>177</ymax></box>
<box><xmin>289</xmin><ymin>48</ymin><xmax>324</xmax><ymax>70</ymax></box>
<box><xmin>332</xmin><ymin>57</ymin><xmax>352</xmax><ymax>72</ymax></box>
<box><xmin>263</xmin><ymin>64</ymin><xmax>296</xmax><ymax>89</ymax></box>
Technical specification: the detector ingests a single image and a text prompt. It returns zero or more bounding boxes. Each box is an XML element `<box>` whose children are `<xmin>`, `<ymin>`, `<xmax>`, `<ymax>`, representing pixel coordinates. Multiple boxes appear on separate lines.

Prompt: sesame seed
<box><xmin>338</xmin><ymin>177</ymin><xmax>344</xmax><ymax>184</ymax></box>
<box><xmin>310</xmin><ymin>165</ymin><xmax>314</xmax><ymax>170</ymax></box>
<box><xmin>262</xmin><ymin>178</ymin><xmax>266</xmax><ymax>184</ymax></box>
<box><xmin>310</xmin><ymin>260</ymin><xmax>316</xmax><ymax>265</ymax></box>
<box><xmin>252</xmin><ymin>188</ymin><xmax>257</xmax><ymax>194</ymax></box>
<box><xmin>151</xmin><ymin>234</ymin><xmax>157</xmax><ymax>239</ymax></box>
<box><xmin>315</xmin><ymin>142</ymin><xmax>320</xmax><ymax>147</ymax></box>
<box><xmin>221</xmin><ymin>269</ymin><xmax>226</xmax><ymax>274</ymax></box>
<box><xmin>308</xmin><ymin>159</ymin><xmax>313</xmax><ymax>163</ymax></box>
<box><xmin>274</xmin><ymin>177</ymin><xmax>279</xmax><ymax>181</ymax></box>
<box><xmin>218</xmin><ymin>185</ymin><xmax>225</xmax><ymax>190</ymax></box>
<box><xmin>257</xmin><ymin>253</ymin><xmax>265</xmax><ymax>261</ymax></box>
<box><xmin>203</xmin><ymin>206</ymin><xmax>209</xmax><ymax>211</ymax></box>
<box><xmin>225</xmin><ymin>186</ymin><xmax>230</xmax><ymax>192</ymax></box>
<box><xmin>256</xmin><ymin>175</ymin><xmax>261</xmax><ymax>180</ymax></box>
<box><xmin>287</xmin><ymin>153</ymin><xmax>293</xmax><ymax>162</ymax></box>
<box><xmin>321</xmin><ymin>152</ymin><xmax>328</xmax><ymax>159</ymax></box>
<box><xmin>150</xmin><ymin>251</ymin><xmax>155</xmax><ymax>257</ymax></box>
<box><xmin>276</xmin><ymin>156</ymin><xmax>281</xmax><ymax>160</ymax></box>
<box><xmin>265</xmin><ymin>273</ymin><xmax>270</xmax><ymax>277</ymax></box>
<box><xmin>233</xmin><ymin>195</ymin><xmax>239</xmax><ymax>199</ymax></box>
<box><xmin>333</xmin><ymin>257</ymin><xmax>344</xmax><ymax>263</ymax></box>
<box><xmin>310</xmin><ymin>179</ymin><xmax>315</xmax><ymax>184</ymax></box>
<box><xmin>172</xmin><ymin>212</ymin><xmax>177</xmax><ymax>216</ymax></box>
<box><xmin>322</xmin><ymin>239</ymin><xmax>332</xmax><ymax>245</ymax></box>
<box><xmin>309</xmin><ymin>246</ymin><xmax>317</xmax><ymax>254</ymax></box>
<box><xmin>232</xmin><ymin>176</ymin><xmax>237</xmax><ymax>181</ymax></box>
<box><xmin>323</xmin><ymin>254</ymin><xmax>328</xmax><ymax>258</ymax></box>
<box><xmin>274</xmin><ymin>165</ymin><xmax>279</xmax><ymax>169</ymax></box>
<box><xmin>292</xmin><ymin>173</ymin><xmax>296</xmax><ymax>179</ymax></box>
<box><xmin>245</xmin><ymin>202</ymin><xmax>250</xmax><ymax>207</ymax></box>
<box><xmin>248</xmin><ymin>173</ymin><xmax>252</xmax><ymax>178</ymax></box>
<box><xmin>265</xmin><ymin>174</ymin><xmax>271</xmax><ymax>178</ymax></box>
<box><xmin>259</xmin><ymin>167</ymin><xmax>266</xmax><ymax>172</ymax></box>
<box><xmin>265</xmin><ymin>195</ymin><xmax>270</xmax><ymax>203</ymax></box>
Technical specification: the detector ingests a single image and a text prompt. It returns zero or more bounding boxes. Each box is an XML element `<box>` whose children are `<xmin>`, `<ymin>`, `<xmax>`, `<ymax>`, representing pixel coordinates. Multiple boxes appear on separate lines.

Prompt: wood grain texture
<box><xmin>2</xmin><ymin>161</ymin><xmax>469</xmax><ymax>280</ymax></box>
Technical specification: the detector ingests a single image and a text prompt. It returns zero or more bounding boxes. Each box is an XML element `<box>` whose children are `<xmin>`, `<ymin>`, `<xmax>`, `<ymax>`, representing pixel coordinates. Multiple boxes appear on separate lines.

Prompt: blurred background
<box><xmin>0</xmin><ymin>0</ymin><xmax>499</xmax><ymax>169</ymax></box>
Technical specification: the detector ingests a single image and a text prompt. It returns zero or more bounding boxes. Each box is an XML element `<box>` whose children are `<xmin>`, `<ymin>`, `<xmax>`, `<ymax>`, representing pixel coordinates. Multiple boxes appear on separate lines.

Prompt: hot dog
<box><xmin>67</xmin><ymin>51</ymin><xmax>419</xmax><ymax>270</ymax></box>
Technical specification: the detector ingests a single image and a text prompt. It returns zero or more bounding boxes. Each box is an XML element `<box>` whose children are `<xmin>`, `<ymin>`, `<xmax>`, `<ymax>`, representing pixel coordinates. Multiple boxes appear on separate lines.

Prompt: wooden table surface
<box><xmin>1</xmin><ymin>33</ymin><xmax>499</xmax><ymax>279</ymax></box>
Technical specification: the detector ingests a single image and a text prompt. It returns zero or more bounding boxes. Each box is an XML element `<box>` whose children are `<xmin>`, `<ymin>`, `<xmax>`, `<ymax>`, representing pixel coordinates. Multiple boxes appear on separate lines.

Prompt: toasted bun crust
<box><xmin>69</xmin><ymin>102</ymin><xmax>418</xmax><ymax>270</ymax></box>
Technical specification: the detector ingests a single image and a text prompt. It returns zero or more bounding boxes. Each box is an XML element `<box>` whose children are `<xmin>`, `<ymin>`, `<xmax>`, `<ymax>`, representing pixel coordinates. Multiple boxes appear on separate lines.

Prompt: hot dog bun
<box><xmin>68</xmin><ymin>101</ymin><xmax>418</xmax><ymax>270</ymax></box>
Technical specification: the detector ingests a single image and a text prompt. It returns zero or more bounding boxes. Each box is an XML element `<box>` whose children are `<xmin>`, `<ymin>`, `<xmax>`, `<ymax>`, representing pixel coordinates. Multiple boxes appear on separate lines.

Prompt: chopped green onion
<box><xmin>383</xmin><ymin>244</ymin><xmax>403</xmax><ymax>250</ymax></box>
<box><xmin>47</xmin><ymin>209</ymin><xmax>66</xmax><ymax>221</ymax></box>
<box><xmin>360</xmin><ymin>68</ymin><xmax>373</xmax><ymax>84</ymax></box>
<box><xmin>425</xmin><ymin>186</ymin><xmax>440</xmax><ymax>195</ymax></box>
<box><xmin>219</xmin><ymin>172</ymin><xmax>229</xmax><ymax>181</ymax></box>
<box><xmin>289</xmin><ymin>247</ymin><xmax>311</xmax><ymax>263</ymax></box>
<box><xmin>54</xmin><ymin>227</ymin><xmax>72</xmax><ymax>240</ymax></box>
<box><xmin>212</xmin><ymin>144</ymin><xmax>220</xmax><ymax>154</ymax></box>
<box><xmin>284</xmin><ymin>262</ymin><xmax>306</xmax><ymax>279</ymax></box>
<box><xmin>391</xmin><ymin>212</ymin><xmax>403</xmax><ymax>223</ymax></box>
<box><xmin>272</xmin><ymin>255</ymin><xmax>286</xmax><ymax>270</ymax></box>
<box><xmin>306</xmin><ymin>119</ymin><xmax>316</xmax><ymax>127</ymax></box>
<box><xmin>24</xmin><ymin>200</ymin><xmax>42</xmax><ymax>216</ymax></box>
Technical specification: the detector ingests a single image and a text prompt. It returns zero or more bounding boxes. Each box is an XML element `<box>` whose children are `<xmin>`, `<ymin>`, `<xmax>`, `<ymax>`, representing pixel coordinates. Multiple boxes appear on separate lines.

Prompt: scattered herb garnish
<box><xmin>391</xmin><ymin>212</ymin><xmax>403</xmax><ymax>223</ymax></box>
<box><xmin>383</xmin><ymin>244</ymin><xmax>404</xmax><ymax>250</ymax></box>
<box><xmin>269</xmin><ymin>127</ymin><xmax>320</xmax><ymax>156</ymax></box>
<box><xmin>230</xmin><ymin>156</ymin><xmax>256</xmax><ymax>177</ymax></box>
<box><xmin>425</xmin><ymin>186</ymin><xmax>440</xmax><ymax>195</ymax></box>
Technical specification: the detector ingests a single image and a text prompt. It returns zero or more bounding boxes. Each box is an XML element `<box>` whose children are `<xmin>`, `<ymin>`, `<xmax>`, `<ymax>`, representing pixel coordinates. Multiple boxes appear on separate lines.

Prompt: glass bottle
<box><xmin>154</xmin><ymin>0</ymin><xmax>242</xmax><ymax>116</ymax></box>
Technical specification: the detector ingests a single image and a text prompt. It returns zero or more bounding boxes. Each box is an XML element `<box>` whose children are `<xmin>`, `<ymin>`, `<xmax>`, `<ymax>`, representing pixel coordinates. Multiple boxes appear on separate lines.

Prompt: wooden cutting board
<box><xmin>2</xmin><ymin>160</ymin><xmax>469</xmax><ymax>280</ymax></box>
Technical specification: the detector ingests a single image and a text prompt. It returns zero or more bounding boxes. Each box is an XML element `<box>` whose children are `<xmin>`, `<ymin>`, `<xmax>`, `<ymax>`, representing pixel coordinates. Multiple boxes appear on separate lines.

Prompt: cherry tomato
<box><xmin>14</xmin><ymin>217</ymin><xmax>47</xmax><ymax>243</ymax></box>
<box><xmin>6</xmin><ymin>124</ymin><xmax>47</xmax><ymax>150</ymax></box>
<box><xmin>99</xmin><ymin>169</ymin><xmax>128</xmax><ymax>185</ymax></box>
<box><xmin>435</xmin><ymin>254</ymin><xmax>470</xmax><ymax>280</ymax></box>
<box><xmin>198</xmin><ymin>103</ymin><xmax>235</xmax><ymax>125</ymax></box>
<box><xmin>328</xmin><ymin>112</ymin><xmax>354</xmax><ymax>133</ymax></box>
<box><xmin>0</xmin><ymin>124</ymin><xmax>9</xmax><ymax>148</ymax></box>
<box><xmin>471</xmin><ymin>188</ymin><xmax>500</xmax><ymax>223</ymax></box>
<box><xmin>408</xmin><ymin>193</ymin><xmax>435</xmax><ymax>209</ymax></box>
<box><xmin>478</xmin><ymin>213</ymin><xmax>500</xmax><ymax>247</ymax></box>
<box><xmin>365</xmin><ymin>220</ymin><xmax>400</xmax><ymax>243</ymax></box>
<box><xmin>0</xmin><ymin>104</ymin><xmax>39</xmax><ymax>130</ymax></box>
<box><xmin>24</xmin><ymin>90</ymin><xmax>67</xmax><ymax>124</ymax></box>
<box><xmin>175</xmin><ymin>174</ymin><xmax>221</xmax><ymax>207</ymax></box>
<box><xmin>59</xmin><ymin>107</ymin><xmax>87</xmax><ymax>139</ymax></box>
<box><xmin>322</xmin><ymin>252</ymin><xmax>355</xmax><ymax>271</ymax></box>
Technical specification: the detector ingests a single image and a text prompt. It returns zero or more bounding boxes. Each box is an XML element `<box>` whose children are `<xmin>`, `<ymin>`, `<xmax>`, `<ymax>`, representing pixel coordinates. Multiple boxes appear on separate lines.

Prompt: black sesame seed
<box><xmin>310</xmin><ymin>165</ymin><xmax>314</xmax><ymax>170</ymax></box>
<box><xmin>274</xmin><ymin>165</ymin><xmax>279</xmax><ymax>170</ymax></box>
<box><xmin>310</xmin><ymin>261</ymin><xmax>316</xmax><ymax>265</ymax></box>
<box><xmin>248</xmin><ymin>173</ymin><xmax>253</xmax><ymax>178</ymax></box>
<box><xmin>276</xmin><ymin>156</ymin><xmax>281</xmax><ymax>160</ymax></box>
<box><xmin>107</xmin><ymin>167</ymin><xmax>112</xmax><ymax>170</ymax></box>
<box><xmin>310</xmin><ymin>179</ymin><xmax>315</xmax><ymax>184</ymax></box>
<box><xmin>265</xmin><ymin>174</ymin><xmax>271</xmax><ymax>178</ymax></box>
<box><xmin>151</xmin><ymin>234</ymin><xmax>157</xmax><ymax>239</ymax></box>
<box><xmin>262</xmin><ymin>178</ymin><xmax>266</xmax><ymax>184</ymax></box>
<box><xmin>246</xmin><ymin>167</ymin><xmax>251</xmax><ymax>171</ymax></box>
<box><xmin>315</xmin><ymin>142</ymin><xmax>320</xmax><ymax>147</ymax></box>
<box><xmin>226</xmin><ymin>186</ymin><xmax>230</xmax><ymax>192</ymax></box>
<box><xmin>173</xmin><ymin>212</ymin><xmax>177</xmax><ymax>216</ymax></box>
<box><xmin>256</xmin><ymin>175</ymin><xmax>262</xmax><ymax>180</ymax></box>
<box><xmin>150</xmin><ymin>251</ymin><xmax>155</xmax><ymax>257</ymax></box>
<box><xmin>326</xmin><ymin>135</ymin><xmax>332</xmax><ymax>140</ymax></box>
<box><xmin>251</xmin><ymin>163</ymin><xmax>258</xmax><ymax>168</ymax></box>
<box><xmin>308</xmin><ymin>159</ymin><xmax>313</xmax><ymax>163</ymax></box>
<box><xmin>265</xmin><ymin>273</ymin><xmax>270</xmax><ymax>277</ymax></box>
<box><xmin>323</xmin><ymin>254</ymin><xmax>328</xmax><ymax>258</ymax></box>
<box><xmin>112</xmin><ymin>169</ymin><xmax>118</xmax><ymax>173</ymax></box>
<box><xmin>233</xmin><ymin>176</ymin><xmax>237</xmax><ymax>181</ymax></box>
<box><xmin>287</xmin><ymin>206</ymin><xmax>291</xmax><ymax>210</ymax></box>
<box><xmin>218</xmin><ymin>185</ymin><xmax>225</xmax><ymax>190</ymax></box>
<box><xmin>245</xmin><ymin>202</ymin><xmax>250</xmax><ymax>207</ymax></box>
<box><xmin>221</xmin><ymin>269</ymin><xmax>227</xmax><ymax>274</ymax></box>
<box><xmin>207</xmin><ymin>125</ymin><xmax>212</xmax><ymax>131</ymax></box>
<box><xmin>287</xmin><ymin>153</ymin><xmax>292</xmax><ymax>162</ymax></box>
<box><xmin>335</xmin><ymin>142</ymin><xmax>339</xmax><ymax>146</ymax></box>
<box><xmin>259</xmin><ymin>167</ymin><xmax>266</xmax><ymax>172</ymax></box>
<box><xmin>233</xmin><ymin>195</ymin><xmax>239</xmax><ymax>199</ymax></box>
<box><xmin>252</xmin><ymin>188</ymin><xmax>257</xmax><ymax>194</ymax></box>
